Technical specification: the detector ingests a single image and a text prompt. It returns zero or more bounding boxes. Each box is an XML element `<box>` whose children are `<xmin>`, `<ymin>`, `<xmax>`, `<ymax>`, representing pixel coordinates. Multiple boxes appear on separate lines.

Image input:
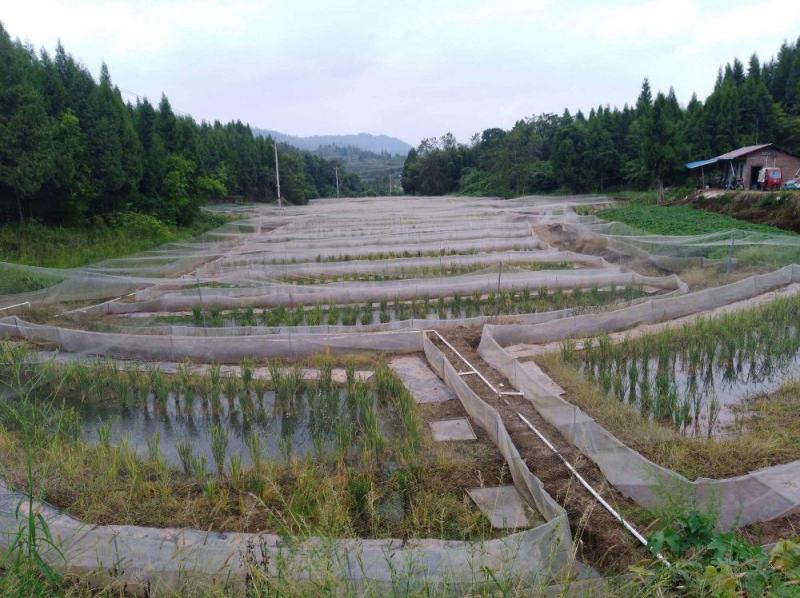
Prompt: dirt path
<box><xmin>430</xmin><ymin>327</ymin><xmax>651</xmax><ymax>573</ymax></box>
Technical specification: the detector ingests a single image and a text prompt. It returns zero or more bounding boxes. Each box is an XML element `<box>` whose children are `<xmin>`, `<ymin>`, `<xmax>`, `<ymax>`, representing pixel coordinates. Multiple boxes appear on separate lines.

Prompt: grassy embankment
<box><xmin>0</xmin><ymin>212</ymin><xmax>227</xmax><ymax>269</ymax></box>
<box><xmin>690</xmin><ymin>190</ymin><xmax>800</xmax><ymax>234</ymax></box>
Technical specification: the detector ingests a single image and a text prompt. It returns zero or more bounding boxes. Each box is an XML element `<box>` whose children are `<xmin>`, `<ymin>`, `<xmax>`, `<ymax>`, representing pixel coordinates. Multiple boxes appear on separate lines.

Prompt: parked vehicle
<box><xmin>758</xmin><ymin>166</ymin><xmax>783</xmax><ymax>190</ymax></box>
<box><xmin>783</xmin><ymin>168</ymin><xmax>800</xmax><ymax>190</ymax></box>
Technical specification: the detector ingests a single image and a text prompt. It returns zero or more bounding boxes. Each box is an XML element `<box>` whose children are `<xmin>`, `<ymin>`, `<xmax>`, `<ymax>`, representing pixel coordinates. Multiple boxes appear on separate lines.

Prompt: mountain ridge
<box><xmin>253</xmin><ymin>128</ymin><xmax>412</xmax><ymax>156</ymax></box>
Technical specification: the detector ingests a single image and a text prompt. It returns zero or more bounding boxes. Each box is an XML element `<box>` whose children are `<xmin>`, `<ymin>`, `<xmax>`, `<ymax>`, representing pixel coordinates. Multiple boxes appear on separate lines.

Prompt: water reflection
<box><xmin>69</xmin><ymin>389</ymin><xmax>347</xmax><ymax>467</ymax></box>
<box><xmin>579</xmin><ymin>345</ymin><xmax>800</xmax><ymax>436</ymax></box>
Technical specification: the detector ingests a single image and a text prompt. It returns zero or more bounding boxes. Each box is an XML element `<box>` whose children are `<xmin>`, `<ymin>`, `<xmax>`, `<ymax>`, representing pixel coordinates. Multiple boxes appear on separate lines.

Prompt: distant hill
<box><xmin>313</xmin><ymin>144</ymin><xmax>406</xmax><ymax>189</ymax></box>
<box><xmin>253</xmin><ymin>129</ymin><xmax>412</xmax><ymax>156</ymax></box>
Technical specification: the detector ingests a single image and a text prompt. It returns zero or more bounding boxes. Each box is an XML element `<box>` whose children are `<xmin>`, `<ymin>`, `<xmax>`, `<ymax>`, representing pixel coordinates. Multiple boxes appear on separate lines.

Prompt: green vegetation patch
<box><xmin>597</xmin><ymin>204</ymin><xmax>787</xmax><ymax>236</ymax></box>
<box><xmin>0</xmin><ymin>266</ymin><xmax>64</xmax><ymax>295</ymax></box>
<box><xmin>0</xmin><ymin>212</ymin><xmax>226</xmax><ymax>269</ymax></box>
<box><xmin>278</xmin><ymin>261</ymin><xmax>575</xmax><ymax>285</ymax></box>
<box><xmin>631</xmin><ymin>510</ymin><xmax>800</xmax><ymax>596</ymax></box>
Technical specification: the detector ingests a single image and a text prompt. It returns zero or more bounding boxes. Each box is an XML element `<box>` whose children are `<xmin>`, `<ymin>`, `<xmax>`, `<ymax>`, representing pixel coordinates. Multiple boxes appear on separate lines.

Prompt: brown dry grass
<box><xmin>538</xmin><ymin>354</ymin><xmax>800</xmax><ymax>479</ymax></box>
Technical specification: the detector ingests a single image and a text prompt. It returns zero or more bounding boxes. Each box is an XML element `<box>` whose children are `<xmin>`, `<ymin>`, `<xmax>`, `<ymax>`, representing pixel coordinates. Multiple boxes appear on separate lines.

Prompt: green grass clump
<box><xmin>0</xmin><ymin>266</ymin><xmax>63</xmax><ymax>295</ymax></box>
<box><xmin>597</xmin><ymin>204</ymin><xmax>788</xmax><ymax>236</ymax></box>
<box><xmin>629</xmin><ymin>510</ymin><xmax>800</xmax><ymax>596</ymax></box>
<box><xmin>0</xmin><ymin>212</ymin><xmax>227</xmax><ymax>268</ymax></box>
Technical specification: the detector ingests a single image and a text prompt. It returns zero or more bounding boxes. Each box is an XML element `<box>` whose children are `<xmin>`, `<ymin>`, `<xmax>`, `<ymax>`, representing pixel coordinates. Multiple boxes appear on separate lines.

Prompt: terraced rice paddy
<box><xmin>0</xmin><ymin>342</ymin><xmax>516</xmax><ymax>539</ymax></box>
<box><xmin>134</xmin><ymin>284</ymin><xmax>648</xmax><ymax>329</ymax></box>
<box><xmin>558</xmin><ymin>293</ymin><xmax>800</xmax><ymax>436</ymax></box>
<box><xmin>4</xmin><ymin>195</ymin><xmax>800</xmax><ymax>593</ymax></box>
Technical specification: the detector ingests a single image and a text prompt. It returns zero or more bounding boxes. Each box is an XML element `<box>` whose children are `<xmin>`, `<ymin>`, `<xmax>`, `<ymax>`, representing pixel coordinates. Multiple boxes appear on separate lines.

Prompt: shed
<box><xmin>685</xmin><ymin>144</ymin><xmax>800</xmax><ymax>190</ymax></box>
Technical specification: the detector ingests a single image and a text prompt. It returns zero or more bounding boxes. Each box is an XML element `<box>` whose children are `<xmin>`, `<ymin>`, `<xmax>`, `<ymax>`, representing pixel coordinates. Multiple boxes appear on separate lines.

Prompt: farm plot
<box><xmin>539</xmin><ymin>204</ymin><xmax>800</xmax><ymax>290</ymax></box>
<box><xmin>538</xmin><ymin>292</ymin><xmax>800</xmax><ymax>479</ymax></box>
<box><xmin>110</xmin><ymin>284</ymin><xmax>650</xmax><ymax>330</ymax></box>
<box><xmin>0</xmin><ymin>341</ymin><xmax>527</xmax><ymax>540</ymax></box>
<box><xmin>1</xmin><ymin>196</ymin><xmax>682</xmax><ymax>354</ymax></box>
<box><xmin>20</xmin><ymin>195</ymin><xmax>793</xmax><ymax>584</ymax></box>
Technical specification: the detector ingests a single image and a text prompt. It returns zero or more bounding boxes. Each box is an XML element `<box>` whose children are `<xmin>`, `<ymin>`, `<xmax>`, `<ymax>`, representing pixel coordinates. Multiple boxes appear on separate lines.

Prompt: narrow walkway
<box><xmin>431</xmin><ymin>328</ymin><xmax>650</xmax><ymax>572</ymax></box>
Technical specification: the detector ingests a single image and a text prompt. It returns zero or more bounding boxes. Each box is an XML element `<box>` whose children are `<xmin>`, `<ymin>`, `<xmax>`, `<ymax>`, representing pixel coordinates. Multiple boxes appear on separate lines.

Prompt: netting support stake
<box><xmin>727</xmin><ymin>235</ymin><xmax>734</xmax><ymax>275</ymax></box>
<box><xmin>495</xmin><ymin>261</ymin><xmax>503</xmax><ymax>320</ymax></box>
<box><xmin>195</xmin><ymin>274</ymin><xmax>208</xmax><ymax>336</ymax></box>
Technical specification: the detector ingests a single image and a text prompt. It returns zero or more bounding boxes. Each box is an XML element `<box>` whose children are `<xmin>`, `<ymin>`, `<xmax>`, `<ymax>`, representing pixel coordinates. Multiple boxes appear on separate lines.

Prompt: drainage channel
<box><xmin>425</xmin><ymin>328</ymin><xmax>666</xmax><ymax>571</ymax></box>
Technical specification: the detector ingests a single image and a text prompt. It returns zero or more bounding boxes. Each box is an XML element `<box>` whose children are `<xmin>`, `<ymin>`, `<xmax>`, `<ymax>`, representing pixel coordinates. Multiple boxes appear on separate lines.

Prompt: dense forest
<box><xmin>0</xmin><ymin>22</ymin><xmax>363</xmax><ymax>226</ymax></box>
<box><xmin>402</xmin><ymin>39</ymin><xmax>800</xmax><ymax>199</ymax></box>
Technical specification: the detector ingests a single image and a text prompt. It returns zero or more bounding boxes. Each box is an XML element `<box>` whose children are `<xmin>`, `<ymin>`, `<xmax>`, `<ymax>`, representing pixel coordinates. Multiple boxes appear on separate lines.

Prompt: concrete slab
<box><xmin>467</xmin><ymin>486</ymin><xmax>534</xmax><ymax>529</ymax></box>
<box><xmin>389</xmin><ymin>355</ymin><xmax>455</xmax><ymax>403</ymax></box>
<box><xmin>429</xmin><ymin>418</ymin><xmax>477</xmax><ymax>441</ymax></box>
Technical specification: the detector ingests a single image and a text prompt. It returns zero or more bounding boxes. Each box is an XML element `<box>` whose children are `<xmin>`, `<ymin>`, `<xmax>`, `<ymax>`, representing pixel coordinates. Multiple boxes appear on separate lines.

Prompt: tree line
<box><xmin>0</xmin><ymin>22</ymin><xmax>363</xmax><ymax>226</ymax></box>
<box><xmin>402</xmin><ymin>39</ymin><xmax>800</xmax><ymax>201</ymax></box>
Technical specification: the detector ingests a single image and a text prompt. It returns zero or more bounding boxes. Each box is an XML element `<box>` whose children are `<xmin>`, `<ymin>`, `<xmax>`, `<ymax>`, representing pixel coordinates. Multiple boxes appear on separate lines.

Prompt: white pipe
<box><xmin>424</xmin><ymin>329</ymin><xmax>500</xmax><ymax>394</ymax></box>
<box><xmin>0</xmin><ymin>301</ymin><xmax>30</xmax><ymax>312</ymax></box>
<box><xmin>516</xmin><ymin>411</ymin><xmax>669</xmax><ymax>566</ymax></box>
<box><xmin>426</xmin><ymin>328</ymin><xmax>670</xmax><ymax>567</ymax></box>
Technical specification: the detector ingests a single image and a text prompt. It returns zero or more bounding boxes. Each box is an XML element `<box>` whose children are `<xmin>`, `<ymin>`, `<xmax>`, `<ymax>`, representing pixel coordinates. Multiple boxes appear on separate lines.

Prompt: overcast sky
<box><xmin>4</xmin><ymin>0</ymin><xmax>800</xmax><ymax>146</ymax></box>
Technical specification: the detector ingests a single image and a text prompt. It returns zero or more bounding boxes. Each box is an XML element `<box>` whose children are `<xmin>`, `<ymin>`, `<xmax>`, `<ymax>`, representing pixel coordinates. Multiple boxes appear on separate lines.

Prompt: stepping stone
<box><xmin>429</xmin><ymin>418</ymin><xmax>477</xmax><ymax>441</ymax></box>
<box><xmin>389</xmin><ymin>355</ymin><xmax>455</xmax><ymax>403</ymax></box>
<box><xmin>467</xmin><ymin>485</ymin><xmax>534</xmax><ymax>529</ymax></box>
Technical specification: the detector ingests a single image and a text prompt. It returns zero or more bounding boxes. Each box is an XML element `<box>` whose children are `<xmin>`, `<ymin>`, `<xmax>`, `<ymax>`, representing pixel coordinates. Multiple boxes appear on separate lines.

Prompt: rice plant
<box><xmin>246</xmin><ymin>429</ymin><xmax>263</xmax><ymax>471</ymax></box>
<box><xmin>571</xmin><ymin>293</ymin><xmax>800</xmax><ymax>437</ymax></box>
<box><xmin>176</xmin><ymin>438</ymin><xmax>194</xmax><ymax>474</ymax></box>
<box><xmin>210</xmin><ymin>423</ymin><xmax>229</xmax><ymax>477</ymax></box>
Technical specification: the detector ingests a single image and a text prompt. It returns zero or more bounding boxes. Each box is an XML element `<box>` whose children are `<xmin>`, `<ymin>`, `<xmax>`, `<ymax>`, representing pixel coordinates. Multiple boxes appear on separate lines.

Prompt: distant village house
<box><xmin>686</xmin><ymin>143</ymin><xmax>800</xmax><ymax>191</ymax></box>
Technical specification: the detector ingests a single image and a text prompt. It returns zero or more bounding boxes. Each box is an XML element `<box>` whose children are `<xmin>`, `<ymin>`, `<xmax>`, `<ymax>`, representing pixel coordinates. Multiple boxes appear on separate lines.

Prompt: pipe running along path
<box><xmin>425</xmin><ymin>328</ymin><xmax>669</xmax><ymax>569</ymax></box>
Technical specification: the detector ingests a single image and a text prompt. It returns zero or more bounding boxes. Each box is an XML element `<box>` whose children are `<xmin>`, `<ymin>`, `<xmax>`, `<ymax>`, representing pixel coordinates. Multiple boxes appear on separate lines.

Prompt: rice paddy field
<box><xmin>3</xmin><ymin>195</ymin><xmax>800</xmax><ymax>595</ymax></box>
<box><xmin>537</xmin><ymin>292</ymin><xmax>800</xmax><ymax>478</ymax></box>
<box><xmin>0</xmin><ymin>343</ymin><xmax>515</xmax><ymax>540</ymax></box>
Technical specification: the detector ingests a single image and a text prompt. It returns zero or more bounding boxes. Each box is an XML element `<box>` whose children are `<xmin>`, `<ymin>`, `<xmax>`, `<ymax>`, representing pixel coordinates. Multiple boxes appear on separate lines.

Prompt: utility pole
<box><xmin>274</xmin><ymin>142</ymin><xmax>282</xmax><ymax>208</ymax></box>
<box><xmin>387</xmin><ymin>173</ymin><xmax>392</xmax><ymax>195</ymax></box>
<box><xmin>335</xmin><ymin>166</ymin><xmax>340</xmax><ymax>198</ymax></box>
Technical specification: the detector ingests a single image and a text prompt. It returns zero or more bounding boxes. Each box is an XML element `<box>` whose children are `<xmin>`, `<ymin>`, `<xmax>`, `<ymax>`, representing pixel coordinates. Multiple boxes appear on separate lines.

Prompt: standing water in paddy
<box><xmin>52</xmin><ymin>363</ymin><xmax>391</xmax><ymax>470</ymax></box>
<box><xmin>562</xmin><ymin>294</ymin><xmax>800</xmax><ymax>436</ymax></box>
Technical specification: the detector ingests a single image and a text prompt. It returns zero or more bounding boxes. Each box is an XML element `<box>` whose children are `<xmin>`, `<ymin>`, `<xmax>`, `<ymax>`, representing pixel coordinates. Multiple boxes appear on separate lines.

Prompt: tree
<box><xmin>642</xmin><ymin>93</ymin><xmax>683</xmax><ymax>204</ymax></box>
<box><xmin>0</xmin><ymin>25</ymin><xmax>52</xmax><ymax>221</ymax></box>
<box><xmin>636</xmin><ymin>78</ymin><xmax>653</xmax><ymax>114</ymax></box>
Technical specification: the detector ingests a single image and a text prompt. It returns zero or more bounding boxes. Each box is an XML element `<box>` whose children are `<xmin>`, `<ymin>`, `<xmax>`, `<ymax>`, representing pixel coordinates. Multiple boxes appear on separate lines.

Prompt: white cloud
<box><xmin>569</xmin><ymin>0</ymin><xmax>800</xmax><ymax>56</ymax></box>
<box><xmin>451</xmin><ymin>0</ymin><xmax>554</xmax><ymax>25</ymax></box>
<box><xmin>3</xmin><ymin>0</ymin><xmax>268</xmax><ymax>56</ymax></box>
<box><xmin>2</xmin><ymin>0</ymin><xmax>798</xmax><ymax>143</ymax></box>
